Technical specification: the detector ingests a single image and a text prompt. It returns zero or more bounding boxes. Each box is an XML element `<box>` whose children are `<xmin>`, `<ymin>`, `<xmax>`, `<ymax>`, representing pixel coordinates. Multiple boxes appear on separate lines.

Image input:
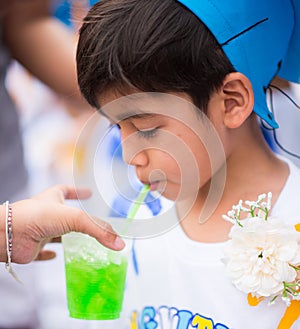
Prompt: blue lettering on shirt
<box><xmin>130</xmin><ymin>306</ymin><xmax>229</xmax><ymax>329</ymax></box>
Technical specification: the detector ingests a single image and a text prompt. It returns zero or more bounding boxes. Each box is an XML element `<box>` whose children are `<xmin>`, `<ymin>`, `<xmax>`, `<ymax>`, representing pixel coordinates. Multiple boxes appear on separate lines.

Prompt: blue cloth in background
<box><xmin>110</xmin><ymin>188</ymin><xmax>162</xmax><ymax>218</ymax></box>
<box><xmin>89</xmin><ymin>0</ymin><xmax>99</xmax><ymax>5</ymax></box>
<box><xmin>53</xmin><ymin>0</ymin><xmax>100</xmax><ymax>27</ymax></box>
<box><xmin>53</xmin><ymin>1</ymin><xmax>72</xmax><ymax>27</ymax></box>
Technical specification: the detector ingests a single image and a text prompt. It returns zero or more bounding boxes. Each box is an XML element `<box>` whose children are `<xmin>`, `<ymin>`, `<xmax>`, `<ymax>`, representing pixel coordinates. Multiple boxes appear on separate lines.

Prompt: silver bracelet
<box><xmin>4</xmin><ymin>201</ymin><xmax>22</xmax><ymax>283</ymax></box>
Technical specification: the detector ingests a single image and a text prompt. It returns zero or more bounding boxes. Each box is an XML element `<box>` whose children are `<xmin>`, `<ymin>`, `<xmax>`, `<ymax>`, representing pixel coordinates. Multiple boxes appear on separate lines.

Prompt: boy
<box><xmin>76</xmin><ymin>0</ymin><xmax>300</xmax><ymax>328</ymax></box>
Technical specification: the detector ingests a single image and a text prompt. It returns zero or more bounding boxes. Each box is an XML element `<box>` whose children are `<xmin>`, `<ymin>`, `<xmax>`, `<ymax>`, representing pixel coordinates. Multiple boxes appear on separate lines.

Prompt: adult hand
<box><xmin>0</xmin><ymin>185</ymin><xmax>125</xmax><ymax>264</ymax></box>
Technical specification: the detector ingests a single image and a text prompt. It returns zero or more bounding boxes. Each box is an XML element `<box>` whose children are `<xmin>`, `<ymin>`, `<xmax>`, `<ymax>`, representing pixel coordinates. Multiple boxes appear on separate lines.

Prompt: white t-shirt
<box><xmin>119</xmin><ymin>157</ymin><xmax>300</xmax><ymax>329</ymax></box>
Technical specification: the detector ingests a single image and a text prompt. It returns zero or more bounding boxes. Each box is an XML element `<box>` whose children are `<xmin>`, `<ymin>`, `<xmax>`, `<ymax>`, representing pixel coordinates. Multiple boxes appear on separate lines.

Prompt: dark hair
<box><xmin>77</xmin><ymin>0</ymin><xmax>235</xmax><ymax>112</ymax></box>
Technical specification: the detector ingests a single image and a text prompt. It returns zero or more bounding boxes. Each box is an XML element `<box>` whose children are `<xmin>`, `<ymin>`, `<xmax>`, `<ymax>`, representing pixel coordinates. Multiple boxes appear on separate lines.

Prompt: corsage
<box><xmin>222</xmin><ymin>193</ymin><xmax>300</xmax><ymax>329</ymax></box>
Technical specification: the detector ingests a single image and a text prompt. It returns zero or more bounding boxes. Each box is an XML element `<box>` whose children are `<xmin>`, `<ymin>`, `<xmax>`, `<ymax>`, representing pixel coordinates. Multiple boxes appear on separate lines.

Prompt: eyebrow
<box><xmin>116</xmin><ymin>112</ymin><xmax>156</xmax><ymax>121</ymax></box>
<box><xmin>98</xmin><ymin>108</ymin><xmax>157</xmax><ymax>122</ymax></box>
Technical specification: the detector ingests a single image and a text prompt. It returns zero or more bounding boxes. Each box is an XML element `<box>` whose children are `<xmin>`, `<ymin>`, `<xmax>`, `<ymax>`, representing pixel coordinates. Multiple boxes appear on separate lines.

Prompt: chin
<box><xmin>159</xmin><ymin>188</ymin><xmax>179</xmax><ymax>201</ymax></box>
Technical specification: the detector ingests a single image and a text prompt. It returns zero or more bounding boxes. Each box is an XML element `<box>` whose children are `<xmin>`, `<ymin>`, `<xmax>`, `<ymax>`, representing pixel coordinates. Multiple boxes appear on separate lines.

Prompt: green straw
<box><xmin>121</xmin><ymin>184</ymin><xmax>150</xmax><ymax>234</ymax></box>
<box><xmin>127</xmin><ymin>184</ymin><xmax>150</xmax><ymax>220</ymax></box>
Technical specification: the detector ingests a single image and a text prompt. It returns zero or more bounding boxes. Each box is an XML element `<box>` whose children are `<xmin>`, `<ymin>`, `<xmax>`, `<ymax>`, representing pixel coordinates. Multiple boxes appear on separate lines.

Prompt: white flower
<box><xmin>224</xmin><ymin>216</ymin><xmax>300</xmax><ymax>298</ymax></box>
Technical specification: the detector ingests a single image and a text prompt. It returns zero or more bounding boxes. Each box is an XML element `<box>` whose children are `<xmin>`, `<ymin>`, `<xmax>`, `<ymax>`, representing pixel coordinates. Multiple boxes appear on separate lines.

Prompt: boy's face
<box><xmin>98</xmin><ymin>90</ymin><xmax>226</xmax><ymax>202</ymax></box>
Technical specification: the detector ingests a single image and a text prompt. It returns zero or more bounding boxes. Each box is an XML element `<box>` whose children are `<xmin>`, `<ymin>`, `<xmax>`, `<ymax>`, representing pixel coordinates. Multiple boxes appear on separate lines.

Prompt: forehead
<box><xmin>97</xmin><ymin>90</ymin><xmax>199</xmax><ymax>124</ymax></box>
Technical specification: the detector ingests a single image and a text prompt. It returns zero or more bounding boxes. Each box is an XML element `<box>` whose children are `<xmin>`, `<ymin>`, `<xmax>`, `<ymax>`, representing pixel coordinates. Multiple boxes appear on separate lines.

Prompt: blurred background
<box><xmin>3</xmin><ymin>1</ymin><xmax>300</xmax><ymax>328</ymax></box>
<box><xmin>3</xmin><ymin>1</ymin><xmax>118</xmax><ymax>328</ymax></box>
<box><xmin>3</xmin><ymin>1</ymin><xmax>166</xmax><ymax>328</ymax></box>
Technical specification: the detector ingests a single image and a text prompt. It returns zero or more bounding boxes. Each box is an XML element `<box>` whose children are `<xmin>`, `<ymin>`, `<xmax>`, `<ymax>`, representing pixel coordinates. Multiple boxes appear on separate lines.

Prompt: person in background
<box><xmin>0</xmin><ymin>1</ymin><xmax>104</xmax><ymax>328</ymax></box>
<box><xmin>1</xmin><ymin>0</ymin><xmax>90</xmax><ymax>203</ymax></box>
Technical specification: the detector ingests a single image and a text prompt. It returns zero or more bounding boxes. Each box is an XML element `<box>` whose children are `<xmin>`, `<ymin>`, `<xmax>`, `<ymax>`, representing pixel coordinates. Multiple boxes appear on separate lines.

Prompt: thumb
<box><xmin>70</xmin><ymin>209</ymin><xmax>125</xmax><ymax>251</ymax></box>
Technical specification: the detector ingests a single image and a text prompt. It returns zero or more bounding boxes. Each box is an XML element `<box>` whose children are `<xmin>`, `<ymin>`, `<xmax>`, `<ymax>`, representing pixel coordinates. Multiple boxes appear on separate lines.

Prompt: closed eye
<box><xmin>136</xmin><ymin>128</ymin><xmax>157</xmax><ymax>139</ymax></box>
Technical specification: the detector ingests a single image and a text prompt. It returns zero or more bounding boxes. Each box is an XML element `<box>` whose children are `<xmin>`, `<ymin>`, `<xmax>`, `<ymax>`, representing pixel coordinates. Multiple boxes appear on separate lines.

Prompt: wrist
<box><xmin>0</xmin><ymin>203</ymin><xmax>7</xmax><ymax>262</ymax></box>
<box><xmin>2</xmin><ymin>201</ymin><xmax>21</xmax><ymax>282</ymax></box>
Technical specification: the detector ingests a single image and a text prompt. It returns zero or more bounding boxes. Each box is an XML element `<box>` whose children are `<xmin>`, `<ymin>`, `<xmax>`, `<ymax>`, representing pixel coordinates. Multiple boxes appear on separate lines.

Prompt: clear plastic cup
<box><xmin>62</xmin><ymin>232</ymin><xmax>129</xmax><ymax>320</ymax></box>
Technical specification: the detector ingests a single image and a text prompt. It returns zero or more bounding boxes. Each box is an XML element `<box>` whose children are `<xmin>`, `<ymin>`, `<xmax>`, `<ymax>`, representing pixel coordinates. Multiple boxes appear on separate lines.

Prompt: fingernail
<box><xmin>114</xmin><ymin>236</ymin><xmax>125</xmax><ymax>249</ymax></box>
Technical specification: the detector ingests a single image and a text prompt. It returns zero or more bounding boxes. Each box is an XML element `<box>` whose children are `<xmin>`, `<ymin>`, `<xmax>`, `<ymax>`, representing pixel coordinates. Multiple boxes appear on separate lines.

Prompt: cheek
<box><xmin>150</xmin><ymin>150</ymin><xmax>181</xmax><ymax>179</ymax></box>
<box><xmin>175</xmin><ymin>136</ymin><xmax>213</xmax><ymax>196</ymax></box>
<box><xmin>157</xmin><ymin>148</ymin><xmax>201</xmax><ymax>191</ymax></box>
<box><xmin>148</xmin><ymin>128</ymin><xmax>222</xmax><ymax>197</ymax></box>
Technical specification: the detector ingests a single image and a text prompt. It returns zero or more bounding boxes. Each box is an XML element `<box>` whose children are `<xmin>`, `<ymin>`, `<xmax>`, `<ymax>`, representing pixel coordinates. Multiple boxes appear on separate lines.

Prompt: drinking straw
<box><xmin>121</xmin><ymin>184</ymin><xmax>150</xmax><ymax>235</ymax></box>
<box><xmin>127</xmin><ymin>184</ymin><xmax>150</xmax><ymax>220</ymax></box>
<box><xmin>124</xmin><ymin>184</ymin><xmax>150</xmax><ymax>275</ymax></box>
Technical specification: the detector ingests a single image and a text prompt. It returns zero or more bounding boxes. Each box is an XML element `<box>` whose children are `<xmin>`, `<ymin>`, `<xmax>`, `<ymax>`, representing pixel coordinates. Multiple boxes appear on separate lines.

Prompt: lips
<box><xmin>139</xmin><ymin>179</ymin><xmax>160</xmax><ymax>191</ymax></box>
<box><xmin>149</xmin><ymin>181</ymin><xmax>160</xmax><ymax>191</ymax></box>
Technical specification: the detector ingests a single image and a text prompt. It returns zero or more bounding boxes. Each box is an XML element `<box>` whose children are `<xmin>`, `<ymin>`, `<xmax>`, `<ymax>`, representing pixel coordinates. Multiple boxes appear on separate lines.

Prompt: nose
<box><xmin>122</xmin><ymin>142</ymin><xmax>149</xmax><ymax>167</ymax></box>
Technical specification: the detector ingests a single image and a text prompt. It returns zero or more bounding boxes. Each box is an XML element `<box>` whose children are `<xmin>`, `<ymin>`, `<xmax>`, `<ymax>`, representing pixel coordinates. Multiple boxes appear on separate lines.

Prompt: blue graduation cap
<box><xmin>177</xmin><ymin>0</ymin><xmax>299</xmax><ymax>129</ymax></box>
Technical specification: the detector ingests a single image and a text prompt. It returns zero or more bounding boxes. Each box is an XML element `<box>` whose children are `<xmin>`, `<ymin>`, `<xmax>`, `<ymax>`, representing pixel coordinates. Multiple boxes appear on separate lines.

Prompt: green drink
<box><xmin>62</xmin><ymin>232</ymin><xmax>129</xmax><ymax>320</ymax></box>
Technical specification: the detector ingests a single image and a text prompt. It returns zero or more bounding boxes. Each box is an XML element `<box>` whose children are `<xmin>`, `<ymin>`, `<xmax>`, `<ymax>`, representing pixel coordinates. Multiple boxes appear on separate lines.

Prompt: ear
<box><xmin>221</xmin><ymin>72</ymin><xmax>254</xmax><ymax>129</ymax></box>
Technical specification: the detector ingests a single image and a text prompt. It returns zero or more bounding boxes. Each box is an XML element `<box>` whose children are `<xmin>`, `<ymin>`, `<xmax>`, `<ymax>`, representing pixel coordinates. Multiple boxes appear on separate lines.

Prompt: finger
<box><xmin>35</xmin><ymin>250</ymin><xmax>57</xmax><ymax>261</ymax></box>
<box><xmin>57</xmin><ymin>185</ymin><xmax>92</xmax><ymax>200</ymax></box>
<box><xmin>65</xmin><ymin>187</ymin><xmax>92</xmax><ymax>200</ymax></box>
<box><xmin>73</xmin><ymin>212</ymin><xmax>125</xmax><ymax>251</ymax></box>
<box><xmin>33</xmin><ymin>185</ymin><xmax>92</xmax><ymax>203</ymax></box>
